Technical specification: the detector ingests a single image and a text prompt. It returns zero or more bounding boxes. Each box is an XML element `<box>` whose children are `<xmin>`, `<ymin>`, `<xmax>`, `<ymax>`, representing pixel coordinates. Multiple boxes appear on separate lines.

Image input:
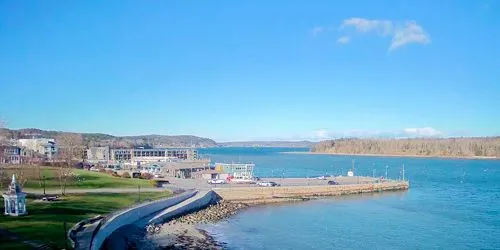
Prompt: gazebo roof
<box><xmin>4</xmin><ymin>174</ymin><xmax>23</xmax><ymax>195</ymax></box>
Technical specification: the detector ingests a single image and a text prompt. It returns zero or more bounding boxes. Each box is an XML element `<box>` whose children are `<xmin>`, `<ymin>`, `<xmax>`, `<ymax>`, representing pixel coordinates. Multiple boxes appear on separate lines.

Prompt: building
<box><xmin>110</xmin><ymin>148</ymin><xmax>198</xmax><ymax>164</ymax></box>
<box><xmin>0</xmin><ymin>146</ymin><xmax>22</xmax><ymax>164</ymax></box>
<box><xmin>18</xmin><ymin>138</ymin><xmax>57</xmax><ymax>159</ymax></box>
<box><xmin>194</xmin><ymin>170</ymin><xmax>230</xmax><ymax>180</ymax></box>
<box><xmin>2</xmin><ymin>175</ymin><xmax>27</xmax><ymax>216</ymax></box>
<box><xmin>161</xmin><ymin>160</ymin><xmax>211</xmax><ymax>178</ymax></box>
<box><xmin>215</xmin><ymin>163</ymin><xmax>255</xmax><ymax>180</ymax></box>
<box><xmin>86</xmin><ymin>147</ymin><xmax>110</xmax><ymax>164</ymax></box>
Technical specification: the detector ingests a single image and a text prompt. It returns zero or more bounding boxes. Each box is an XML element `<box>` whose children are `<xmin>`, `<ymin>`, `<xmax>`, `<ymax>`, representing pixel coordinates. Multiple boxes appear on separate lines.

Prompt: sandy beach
<box><xmin>283</xmin><ymin>151</ymin><xmax>499</xmax><ymax>160</ymax></box>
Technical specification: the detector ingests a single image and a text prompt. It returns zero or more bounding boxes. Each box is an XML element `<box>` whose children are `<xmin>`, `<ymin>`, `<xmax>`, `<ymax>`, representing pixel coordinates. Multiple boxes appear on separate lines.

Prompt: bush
<box><xmin>150</xmin><ymin>179</ymin><xmax>159</xmax><ymax>187</ymax></box>
<box><xmin>122</xmin><ymin>172</ymin><xmax>131</xmax><ymax>178</ymax></box>
<box><xmin>140</xmin><ymin>172</ymin><xmax>153</xmax><ymax>180</ymax></box>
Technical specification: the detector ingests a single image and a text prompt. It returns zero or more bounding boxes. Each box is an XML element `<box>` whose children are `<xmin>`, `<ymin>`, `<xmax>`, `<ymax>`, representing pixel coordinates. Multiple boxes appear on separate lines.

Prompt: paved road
<box><xmin>24</xmin><ymin>187</ymin><xmax>171</xmax><ymax>195</ymax></box>
<box><xmin>24</xmin><ymin>176</ymin><xmax>381</xmax><ymax>195</ymax></box>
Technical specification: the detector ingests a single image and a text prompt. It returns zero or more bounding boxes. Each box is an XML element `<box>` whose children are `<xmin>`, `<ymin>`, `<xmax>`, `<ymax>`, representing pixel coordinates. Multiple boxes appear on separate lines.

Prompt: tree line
<box><xmin>312</xmin><ymin>137</ymin><xmax>500</xmax><ymax>158</ymax></box>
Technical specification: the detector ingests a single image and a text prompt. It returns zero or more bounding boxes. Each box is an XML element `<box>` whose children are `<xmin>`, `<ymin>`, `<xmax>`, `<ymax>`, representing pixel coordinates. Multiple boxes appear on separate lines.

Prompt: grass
<box><xmin>0</xmin><ymin>191</ymin><xmax>172</xmax><ymax>249</ymax></box>
<box><xmin>2</xmin><ymin>166</ymin><xmax>155</xmax><ymax>190</ymax></box>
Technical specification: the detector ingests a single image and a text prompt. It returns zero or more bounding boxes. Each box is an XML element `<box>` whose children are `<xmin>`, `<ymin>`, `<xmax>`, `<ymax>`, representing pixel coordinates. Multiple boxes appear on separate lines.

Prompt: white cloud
<box><xmin>332</xmin><ymin>18</ymin><xmax>430</xmax><ymax>50</ymax></box>
<box><xmin>341</xmin><ymin>18</ymin><xmax>393</xmax><ymax>36</ymax></box>
<box><xmin>337</xmin><ymin>36</ymin><xmax>350</xmax><ymax>44</ymax></box>
<box><xmin>402</xmin><ymin>127</ymin><xmax>442</xmax><ymax>137</ymax></box>
<box><xmin>315</xmin><ymin>129</ymin><xmax>331</xmax><ymax>139</ymax></box>
<box><xmin>389</xmin><ymin>21</ymin><xmax>430</xmax><ymax>50</ymax></box>
<box><xmin>312</xmin><ymin>26</ymin><xmax>325</xmax><ymax>36</ymax></box>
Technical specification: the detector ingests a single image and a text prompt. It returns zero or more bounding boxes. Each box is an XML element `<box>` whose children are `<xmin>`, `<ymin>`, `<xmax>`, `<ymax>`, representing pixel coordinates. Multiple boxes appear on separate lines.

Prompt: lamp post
<box><xmin>43</xmin><ymin>175</ymin><xmax>46</xmax><ymax>196</ymax></box>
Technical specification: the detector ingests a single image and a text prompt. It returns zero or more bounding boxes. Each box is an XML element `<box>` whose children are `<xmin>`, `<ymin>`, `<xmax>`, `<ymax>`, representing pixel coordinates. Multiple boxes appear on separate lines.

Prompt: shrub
<box><xmin>122</xmin><ymin>172</ymin><xmax>131</xmax><ymax>178</ymax></box>
<box><xmin>140</xmin><ymin>172</ymin><xmax>153</xmax><ymax>180</ymax></box>
<box><xmin>150</xmin><ymin>179</ymin><xmax>159</xmax><ymax>187</ymax></box>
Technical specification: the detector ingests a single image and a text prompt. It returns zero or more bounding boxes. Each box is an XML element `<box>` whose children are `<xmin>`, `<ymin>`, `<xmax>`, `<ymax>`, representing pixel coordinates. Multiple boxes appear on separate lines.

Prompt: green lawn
<box><xmin>0</xmin><ymin>192</ymin><xmax>171</xmax><ymax>249</ymax></box>
<box><xmin>3</xmin><ymin>167</ymin><xmax>155</xmax><ymax>190</ymax></box>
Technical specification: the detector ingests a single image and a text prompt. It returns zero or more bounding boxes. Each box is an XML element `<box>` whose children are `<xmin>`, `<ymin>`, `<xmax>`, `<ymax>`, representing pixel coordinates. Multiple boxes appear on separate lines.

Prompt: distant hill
<box><xmin>218</xmin><ymin>140</ymin><xmax>314</xmax><ymax>148</ymax></box>
<box><xmin>0</xmin><ymin>128</ymin><xmax>217</xmax><ymax>148</ymax></box>
<box><xmin>312</xmin><ymin>137</ymin><xmax>500</xmax><ymax>158</ymax></box>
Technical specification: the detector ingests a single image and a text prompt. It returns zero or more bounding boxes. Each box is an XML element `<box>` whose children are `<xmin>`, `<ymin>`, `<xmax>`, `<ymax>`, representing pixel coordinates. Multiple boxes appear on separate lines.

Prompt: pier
<box><xmin>213</xmin><ymin>177</ymin><xmax>409</xmax><ymax>204</ymax></box>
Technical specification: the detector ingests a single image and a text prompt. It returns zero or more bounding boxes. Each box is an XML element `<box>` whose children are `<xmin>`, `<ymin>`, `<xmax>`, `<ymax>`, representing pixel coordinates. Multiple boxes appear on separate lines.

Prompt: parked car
<box><xmin>328</xmin><ymin>180</ymin><xmax>339</xmax><ymax>185</ymax></box>
<box><xmin>208</xmin><ymin>179</ymin><xmax>226</xmax><ymax>184</ymax></box>
<box><xmin>257</xmin><ymin>181</ymin><xmax>280</xmax><ymax>187</ymax></box>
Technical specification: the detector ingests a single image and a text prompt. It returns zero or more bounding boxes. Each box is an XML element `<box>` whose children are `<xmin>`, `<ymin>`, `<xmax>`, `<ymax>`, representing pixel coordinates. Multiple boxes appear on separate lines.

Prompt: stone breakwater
<box><xmin>214</xmin><ymin>181</ymin><xmax>409</xmax><ymax>204</ymax></box>
<box><xmin>168</xmin><ymin>200</ymin><xmax>248</xmax><ymax>225</ymax></box>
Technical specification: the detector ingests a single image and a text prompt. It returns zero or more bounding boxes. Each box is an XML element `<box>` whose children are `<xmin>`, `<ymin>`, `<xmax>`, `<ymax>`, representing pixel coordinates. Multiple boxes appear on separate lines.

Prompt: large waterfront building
<box><xmin>215</xmin><ymin>163</ymin><xmax>255</xmax><ymax>180</ymax></box>
<box><xmin>17</xmin><ymin>138</ymin><xmax>57</xmax><ymax>159</ymax></box>
<box><xmin>86</xmin><ymin>146</ymin><xmax>110</xmax><ymax>164</ymax></box>
<box><xmin>110</xmin><ymin>148</ymin><xmax>198</xmax><ymax>164</ymax></box>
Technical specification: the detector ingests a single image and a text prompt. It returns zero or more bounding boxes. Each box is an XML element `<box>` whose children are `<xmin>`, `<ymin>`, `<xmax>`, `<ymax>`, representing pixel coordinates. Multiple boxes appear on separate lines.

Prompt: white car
<box><xmin>257</xmin><ymin>181</ymin><xmax>280</xmax><ymax>187</ymax></box>
<box><xmin>208</xmin><ymin>179</ymin><xmax>226</xmax><ymax>184</ymax></box>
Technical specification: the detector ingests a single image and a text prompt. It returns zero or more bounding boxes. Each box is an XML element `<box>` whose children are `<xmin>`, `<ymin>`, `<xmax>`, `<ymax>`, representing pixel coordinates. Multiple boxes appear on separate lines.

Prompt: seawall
<box><xmin>214</xmin><ymin>181</ymin><xmax>409</xmax><ymax>204</ymax></box>
<box><xmin>89</xmin><ymin>191</ymin><xmax>198</xmax><ymax>250</ymax></box>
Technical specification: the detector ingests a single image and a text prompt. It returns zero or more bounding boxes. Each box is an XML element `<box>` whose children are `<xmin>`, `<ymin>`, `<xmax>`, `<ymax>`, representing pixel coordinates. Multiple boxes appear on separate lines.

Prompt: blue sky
<box><xmin>0</xmin><ymin>1</ymin><xmax>499</xmax><ymax>141</ymax></box>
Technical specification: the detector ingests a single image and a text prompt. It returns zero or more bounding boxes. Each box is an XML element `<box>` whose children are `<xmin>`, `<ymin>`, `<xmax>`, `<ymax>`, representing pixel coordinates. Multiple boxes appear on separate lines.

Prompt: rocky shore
<box><xmin>170</xmin><ymin>200</ymin><xmax>248</xmax><ymax>224</ymax></box>
<box><xmin>147</xmin><ymin>200</ymin><xmax>248</xmax><ymax>249</ymax></box>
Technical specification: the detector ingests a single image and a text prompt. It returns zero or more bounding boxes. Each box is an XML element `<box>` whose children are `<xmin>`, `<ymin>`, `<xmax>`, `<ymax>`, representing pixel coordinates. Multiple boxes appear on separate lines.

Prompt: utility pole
<box><xmin>43</xmin><ymin>175</ymin><xmax>46</xmax><ymax>196</ymax></box>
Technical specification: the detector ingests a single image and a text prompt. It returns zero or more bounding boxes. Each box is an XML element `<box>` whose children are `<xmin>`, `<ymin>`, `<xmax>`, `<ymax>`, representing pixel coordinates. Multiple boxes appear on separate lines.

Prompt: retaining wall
<box><xmin>148</xmin><ymin>190</ymin><xmax>219</xmax><ymax>225</ymax></box>
<box><xmin>214</xmin><ymin>181</ymin><xmax>409</xmax><ymax>204</ymax></box>
<box><xmin>90</xmin><ymin>191</ymin><xmax>197</xmax><ymax>250</ymax></box>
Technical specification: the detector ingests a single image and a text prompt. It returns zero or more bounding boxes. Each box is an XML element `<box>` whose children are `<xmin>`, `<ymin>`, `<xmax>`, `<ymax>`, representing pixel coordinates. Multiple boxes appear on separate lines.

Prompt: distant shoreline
<box><xmin>282</xmin><ymin>151</ymin><xmax>500</xmax><ymax>160</ymax></box>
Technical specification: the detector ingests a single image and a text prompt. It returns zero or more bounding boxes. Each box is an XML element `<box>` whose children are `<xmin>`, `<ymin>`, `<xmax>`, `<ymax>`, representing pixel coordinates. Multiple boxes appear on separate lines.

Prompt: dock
<box><xmin>213</xmin><ymin>177</ymin><xmax>409</xmax><ymax>204</ymax></box>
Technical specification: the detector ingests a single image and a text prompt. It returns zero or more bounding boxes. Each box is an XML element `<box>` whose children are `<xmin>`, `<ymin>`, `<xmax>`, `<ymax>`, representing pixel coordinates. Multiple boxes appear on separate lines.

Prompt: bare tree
<box><xmin>312</xmin><ymin>137</ymin><xmax>500</xmax><ymax>158</ymax></box>
<box><xmin>0</xmin><ymin>119</ymin><xmax>7</xmax><ymax>188</ymax></box>
<box><xmin>56</xmin><ymin>133</ymin><xmax>84</xmax><ymax>195</ymax></box>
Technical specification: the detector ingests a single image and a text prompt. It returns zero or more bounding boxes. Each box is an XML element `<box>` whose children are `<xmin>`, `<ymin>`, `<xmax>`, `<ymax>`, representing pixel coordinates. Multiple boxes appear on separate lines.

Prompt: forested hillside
<box><xmin>0</xmin><ymin>128</ymin><xmax>217</xmax><ymax>148</ymax></box>
<box><xmin>312</xmin><ymin>137</ymin><xmax>500</xmax><ymax>158</ymax></box>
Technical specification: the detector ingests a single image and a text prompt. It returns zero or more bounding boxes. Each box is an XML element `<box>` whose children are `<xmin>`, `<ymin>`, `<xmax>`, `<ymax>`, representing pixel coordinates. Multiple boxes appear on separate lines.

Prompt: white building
<box><xmin>18</xmin><ymin>138</ymin><xmax>57</xmax><ymax>159</ymax></box>
<box><xmin>215</xmin><ymin>163</ymin><xmax>255</xmax><ymax>180</ymax></box>
<box><xmin>87</xmin><ymin>147</ymin><xmax>110</xmax><ymax>164</ymax></box>
<box><xmin>111</xmin><ymin>148</ymin><xmax>198</xmax><ymax>164</ymax></box>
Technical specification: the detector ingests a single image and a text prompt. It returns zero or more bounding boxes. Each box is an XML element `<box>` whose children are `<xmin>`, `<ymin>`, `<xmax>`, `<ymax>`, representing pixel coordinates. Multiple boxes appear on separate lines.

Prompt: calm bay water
<box><xmin>198</xmin><ymin>147</ymin><xmax>500</xmax><ymax>249</ymax></box>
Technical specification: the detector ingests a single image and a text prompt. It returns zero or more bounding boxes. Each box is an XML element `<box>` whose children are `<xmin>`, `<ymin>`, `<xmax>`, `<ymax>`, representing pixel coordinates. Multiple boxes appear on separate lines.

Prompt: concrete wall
<box><xmin>148</xmin><ymin>190</ymin><xmax>219</xmax><ymax>225</ymax></box>
<box><xmin>90</xmin><ymin>191</ymin><xmax>197</xmax><ymax>250</ymax></box>
<box><xmin>214</xmin><ymin>181</ymin><xmax>409</xmax><ymax>204</ymax></box>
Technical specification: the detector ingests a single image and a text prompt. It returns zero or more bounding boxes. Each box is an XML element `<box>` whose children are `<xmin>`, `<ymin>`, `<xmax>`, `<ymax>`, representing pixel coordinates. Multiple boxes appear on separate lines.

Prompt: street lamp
<box><xmin>43</xmin><ymin>175</ymin><xmax>46</xmax><ymax>196</ymax></box>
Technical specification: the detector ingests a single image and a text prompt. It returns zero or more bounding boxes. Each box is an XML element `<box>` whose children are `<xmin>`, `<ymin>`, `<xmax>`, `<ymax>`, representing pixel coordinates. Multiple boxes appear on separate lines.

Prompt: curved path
<box><xmin>24</xmin><ymin>187</ymin><xmax>170</xmax><ymax>195</ymax></box>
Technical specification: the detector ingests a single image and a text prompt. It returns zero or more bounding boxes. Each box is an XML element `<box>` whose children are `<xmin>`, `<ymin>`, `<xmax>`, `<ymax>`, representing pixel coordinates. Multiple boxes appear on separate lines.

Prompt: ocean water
<box><xmin>198</xmin><ymin>147</ymin><xmax>500</xmax><ymax>250</ymax></box>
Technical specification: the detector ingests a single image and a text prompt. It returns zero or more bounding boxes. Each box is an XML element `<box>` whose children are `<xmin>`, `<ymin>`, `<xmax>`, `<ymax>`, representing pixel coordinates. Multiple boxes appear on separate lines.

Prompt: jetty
<box><xmin>214</xmin><ymin>177</ymin><xmax>409</xmax><ymax>204</ymax></box>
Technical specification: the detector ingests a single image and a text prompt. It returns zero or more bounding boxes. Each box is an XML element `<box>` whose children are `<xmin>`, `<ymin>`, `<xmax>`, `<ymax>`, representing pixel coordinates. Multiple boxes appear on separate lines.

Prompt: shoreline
<box><xmin>147</xmin><ymin>200</ymin><xmax>248</xmax><ymax>249</ymax></box>
<box><xmin>282</xmin><ymin>151</ymin><xmax>500</xmax><ymax>160</ymax></box>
